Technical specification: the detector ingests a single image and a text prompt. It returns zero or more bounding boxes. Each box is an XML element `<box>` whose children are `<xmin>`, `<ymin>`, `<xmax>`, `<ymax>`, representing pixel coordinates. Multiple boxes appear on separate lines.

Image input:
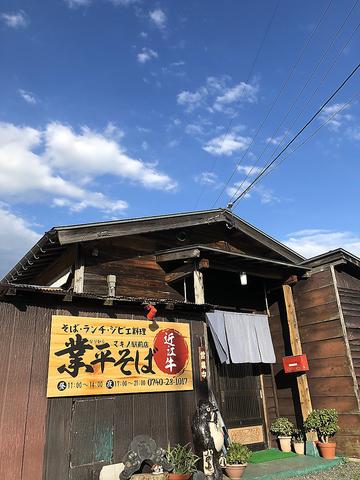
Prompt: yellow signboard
<box><xmin>47</xmin><ymin>315</ymin><xmax>193</xmax><ymax>397</ymax></box>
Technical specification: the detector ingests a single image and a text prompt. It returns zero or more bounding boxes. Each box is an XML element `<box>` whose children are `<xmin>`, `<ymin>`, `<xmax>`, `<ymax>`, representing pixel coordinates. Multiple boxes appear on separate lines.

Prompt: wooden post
<box><xmin>74</xmin><ymin>246</ymin><xmax>84</xmax><ymax>294</ymax></box>
<box><xmin>282</xmin><ymin>285</ymin><xmax>315</xmax><ymax>438</ymax></box>
<box><xmin>194</xmin><ymin>269</ymin><xmax>205</xmax><ymax>304</ymax></box>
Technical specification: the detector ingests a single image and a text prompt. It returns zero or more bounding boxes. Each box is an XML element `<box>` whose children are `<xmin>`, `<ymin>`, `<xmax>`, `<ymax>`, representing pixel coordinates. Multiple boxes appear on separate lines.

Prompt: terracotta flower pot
<box><xmin>293</xmin><ymin>442</ymin><xmax>305</xmax><ymax>455</ymax></box>
<box><xmin>168</xmin><ymin>474</ymin><xmax>191</xmax><ymax>480</ymax></box>
<box><xmin>225</xmin><ymin>464</ymin><xmax>247</xmax><ymax>480</ymax></box>
<box><xmin>278</xmin><ymin>436</ymin><xmax>292</xmax><ymax>452</ymax></box>
<box><xmin>317</xmin><ymin>442</ymin><xmax>336</xmax><ymax>459</ymax></box>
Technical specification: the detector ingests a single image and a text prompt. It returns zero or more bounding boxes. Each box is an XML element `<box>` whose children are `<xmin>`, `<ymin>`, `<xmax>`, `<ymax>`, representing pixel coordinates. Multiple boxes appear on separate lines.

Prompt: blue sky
<box><xmin>0</xmin><ymin>0</ymin><xmax>360</xmax><ymax>275</ymax></box>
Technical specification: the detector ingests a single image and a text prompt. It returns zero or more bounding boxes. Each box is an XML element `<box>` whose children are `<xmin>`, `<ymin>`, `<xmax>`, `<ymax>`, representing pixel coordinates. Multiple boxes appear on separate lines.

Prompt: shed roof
<box><xmin>0</xmin><ymin>282</ymin><xmax>212</xmax><ymax>310</ymax></box>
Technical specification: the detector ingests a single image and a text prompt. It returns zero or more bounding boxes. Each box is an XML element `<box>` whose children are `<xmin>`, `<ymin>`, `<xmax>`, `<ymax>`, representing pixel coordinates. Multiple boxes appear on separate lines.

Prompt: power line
<box><xmin>211</xmin><ymin>0</ymin><xmax>334</xmax><ymax>207</ymax></box>
<box><xmin>252</xmin><ymin>93</ymin><xmax>359</xmax><ymax>186</ymax></box>
<box><xmin>228</xmin><ymin>61</ymin><xmax>360</xmax><ymax>208</ymax></box>
<box><xmin>193</xmin><ymin>0</ymin><xmax>280</xmax><ymax>209</ymax></box>
<box><xmin>227</xmin><ymin>0</ymin><xmax>359</xmax><ymax>205</ymax></box>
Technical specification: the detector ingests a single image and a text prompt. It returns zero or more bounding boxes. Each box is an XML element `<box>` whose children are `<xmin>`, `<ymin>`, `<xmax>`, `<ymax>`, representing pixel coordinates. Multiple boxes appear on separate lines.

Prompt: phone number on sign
<box><xmin>147</xmin><ymin>377</ymin><xmax>188</xmax><ymax>386</ymax></box>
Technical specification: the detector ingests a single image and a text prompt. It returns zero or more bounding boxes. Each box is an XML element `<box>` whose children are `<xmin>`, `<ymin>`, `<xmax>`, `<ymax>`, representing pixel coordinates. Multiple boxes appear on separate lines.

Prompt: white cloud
<box><xmin>266</xmin><ymin>135</ymin><xmax>282</xmax><ymax>145</ymax></box>
<box><xmin>203</xmin><ymin>132</ymin><xmax>252</xmax><ymax>156</ymax></box>
<box><xmin>237</xmin><ymin>165</ymin><xmax>262</xmax><ymax>176</ymax></box>
<box><xmin>64</xmin><ymin>0</ymin><xmax>91</xmax><ymax>7</ymax></box>
<box><xmin>149</xmin><ymin>8</ymin><xmax>167</xmax><ymax>29</ymax></box>
<box><xmin>185</xmin><ymin>123</ymin><xmax>205</xmax><ymax>136</ymax></box>
<box><xmin>195</xmin><ymin>172</ymin><xmax>218</xmax><ymax>186</ymax></box>
<box><xmin>226</xmin><ymin>180</ymin><xmax>251</xmax><ymax>199</ymax></box>
<box><xmin>347</xmin><ymin>126</ymin><xmax>360</xmax><ymax>141</ymax></box>
<box><xmin>44</xmin><ymin>123</ymin><xmax>176</xmax><ymax>190</ymax></box>
<box><xmin>167</xmin><ymin>139</ymin><xmax>179</xmax><ymax>148</ymax></box>
<box><xmin>213</xmin><ymin>81</ymin><xmax>258</xmax><ymax>112</ymax></box>
<box><xmin>284</xmin><ymin>229</ymin><xmax>360</xmax><ymax>258</ymax></box>
<box><xmin>0</xmin><ymin>122</ymin><xmax>176</xmax><ymax>214</ymax></box>
<box><xmin>108</xmin><ymin>0</ymin><xmax>139</xmax><ymax>5</ymax></box>
<box><xmin>137</xmin><ymin>47</ymin><xmax>158</xmax><ymax>64</ymax></box>
<box><xmin>0</xmin><ymin>205</ymin><xmax>40</xmax><ymax>277</ymax></box>
<box><xmin>319</xmin><ymin>103</ymin><xmax>352</xmax><ymax>131</ymax></box>
<box><xmin>177</xmin><ymin>76</ymin><xmax>258</xmax><ymax>115</ymax></box>
<box><xmin>65</xmin><ymin>0</ymin><xmax>138</xmax><ymax>6</ymax></box>
<box><xmin>18</xmin><ymin>89</ymin><xmax>36</xmax><ymax>105</ymax></box>
<box><xmin>1</xmin><ymin>10</ymin><xmax>28</xmax><ymax>28</ymax></box>
<box><xmin>226</xmin><ymin>180</ymin><xmax>278</xmax><ymax>204</ymax></box>
<box><xmin>177</xmin><ymin>89</ymin><xmax>206</xmax><ymax>111</ymax></box>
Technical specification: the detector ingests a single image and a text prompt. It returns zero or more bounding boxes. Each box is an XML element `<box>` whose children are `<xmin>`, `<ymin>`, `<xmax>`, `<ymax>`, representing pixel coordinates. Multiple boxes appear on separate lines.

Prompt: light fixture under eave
<box><xmin>240</xmin><ymin>272</ymin><xmax>247</xmax><ymax>286</ymax></box>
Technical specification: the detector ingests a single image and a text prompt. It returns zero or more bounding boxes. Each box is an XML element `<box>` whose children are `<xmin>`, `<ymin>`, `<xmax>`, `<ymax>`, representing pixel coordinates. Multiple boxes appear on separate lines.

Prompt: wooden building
<box><xmin>1</xmin><ymin>209</ymin><xmax>360</xmax><ymax>479</ymax></box>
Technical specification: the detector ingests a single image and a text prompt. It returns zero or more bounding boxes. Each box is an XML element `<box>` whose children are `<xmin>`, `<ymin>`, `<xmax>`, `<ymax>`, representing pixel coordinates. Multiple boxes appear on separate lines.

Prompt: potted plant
<box><xmin>166</xmin><ymin>444</ymin><xmax>199</xmax><ymax>480</ymax></box>
<box><xmin>304</xmin><ymin>408</ymin><xmax>339</xmax><ymax>459</ymax></box>
<box><xmin>292</xmin><ymin>429</ymin><xmax>305</xmax><ymax>455</ymax></box>
<box><xmin>225</xmin><ymin>442</ymin><xmax>252</xmax><ymax>480</ymax></box>
<box><xmin>270</xmin><ymin>417</ymin><xmax>294</xmax><ymax>452</ymax></box>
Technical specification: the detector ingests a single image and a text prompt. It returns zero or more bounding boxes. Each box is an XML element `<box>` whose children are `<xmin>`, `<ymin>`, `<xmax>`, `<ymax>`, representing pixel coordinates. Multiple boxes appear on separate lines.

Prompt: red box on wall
<box><xmin>283</xmin><ymin>354</ymin><xmax>309</xmax><ymax>373</ymax></box>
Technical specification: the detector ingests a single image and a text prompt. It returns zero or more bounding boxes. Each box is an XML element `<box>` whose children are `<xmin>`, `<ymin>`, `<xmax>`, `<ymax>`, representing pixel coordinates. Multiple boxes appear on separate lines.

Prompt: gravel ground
<box><xmin>287</xmin><ymin>461</ymin><xmax>360</xmax><ymax>480</ymax></box>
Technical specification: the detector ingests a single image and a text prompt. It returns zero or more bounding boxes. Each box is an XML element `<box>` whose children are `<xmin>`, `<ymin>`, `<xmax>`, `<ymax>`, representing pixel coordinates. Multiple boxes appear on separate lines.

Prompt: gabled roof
<box><xmin>301</xmin><ymin>248</ymin><xmax>360</xmax><ymax>270</ymax></box>
<box><xmin>2</xmin><ymin>208</ymin><xmax>304</xmax><ymax>284</ymax></box>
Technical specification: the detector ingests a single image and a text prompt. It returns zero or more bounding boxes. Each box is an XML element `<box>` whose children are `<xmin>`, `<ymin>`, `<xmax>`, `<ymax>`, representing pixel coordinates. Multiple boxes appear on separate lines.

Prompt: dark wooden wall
<box><xmin>264</xmin><ymin>267</ymin><xmax>360</xmax><ymax>456</ymax></box>
<box><xmin>81</xmin><ymin>223</ymin><xmax>288</xmax><ymax>301</ymax></box>
<box><xmin>0</xmin><ymin>296</ymin><xmax>207</xmax><ymax>480</ymax></box>
<box><xmin>336</xmin><ymin>269</ymin><xmax>360</xmax><ymax>384</ymax></box>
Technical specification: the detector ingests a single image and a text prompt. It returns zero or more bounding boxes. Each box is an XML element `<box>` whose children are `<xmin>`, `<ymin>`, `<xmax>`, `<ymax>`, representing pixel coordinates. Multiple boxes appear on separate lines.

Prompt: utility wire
<box><xmin>211</xmin><ymin>0</ymin><xmax>334</xmax><ymax>208</ymax></box>
<box><xmin>193</xmin><ymin>0</ymin><xmax>280</xmax><ymax>209</ymax></box>
<box><xmin>255</xmin><ymin>92</ymin><xmax>360</xmax><ymax>185</ymax></box>
<box><xmin>228</xmin><ymin>61</ymin><xmax>360</xmax><ymax>208</ymax></box>
<box><xmin>227</xmin><ymin>0</ymin><xmax>359</xmax><ymax>205</ymax></box>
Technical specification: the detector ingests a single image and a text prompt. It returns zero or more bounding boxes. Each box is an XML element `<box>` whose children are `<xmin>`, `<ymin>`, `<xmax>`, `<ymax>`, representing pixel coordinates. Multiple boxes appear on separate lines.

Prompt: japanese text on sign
<box><xmin>47</xmin><ymin>316</ymin><xmax>193</xmax><ymax>397</ymax></box>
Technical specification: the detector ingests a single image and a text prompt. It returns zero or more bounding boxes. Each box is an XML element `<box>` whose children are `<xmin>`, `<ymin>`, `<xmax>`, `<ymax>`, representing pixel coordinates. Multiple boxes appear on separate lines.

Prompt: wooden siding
<box><xmin>261</xmin><ymin>268</ymin><xmax>360</xmax><ymax>455</ymax></box>
<box><xmin>336</xmin><ymin>269</ymin><xmax>360</xmax><ymax>401</ymax></box>
<box><xmin>293</xmin><ymin>268</ymin><xmax>360</xmax><ymax>457</ymax></box>
<box><xmin>0</xmin><ymin>297</ymin><xmax>207</xmax><ymax>480</ymax></box>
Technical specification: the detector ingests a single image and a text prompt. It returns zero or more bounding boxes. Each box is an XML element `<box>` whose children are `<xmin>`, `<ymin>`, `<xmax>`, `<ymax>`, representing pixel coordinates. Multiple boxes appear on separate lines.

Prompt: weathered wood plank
<box><xmin>307</xmin><ymin>356</ymin><xmax>351</xmax><ymax>378</ymax></box>
<box><xmin>294</xmin><ymin>285</ymin><xmax>336</xmax><ymax>311</ymax></box>
<box><xmin>296</xmin><ymin>302</ymin><xmax>340</xmax><ymax>326</ymax></box>
<box><xmin>302</xmin><ymin>338</ymin><xmax>347</xmax><ymax>359</ymax></box>
<box><xmin>44</xmin><ymin>398</ymin><xmax>73</xmax><ymax>480</ymax></box>
<box><xmin>307</xmin><ymin>377</ymin><xmax>355</xmax><ymax>397</ymax></box>
<box><xmin>21</xmin><ymin>305</ymin><xmax>51</xmax><ymax>480</ymax></box>
<box><xmin>293</xmin><ymin>269</ymin><xmax>333</xmax><ymax>294</ymax></box>
<box><xmin>299</xmin><ymin>319</ymin><xmax>343</xmax><ymax>343</ymax></box>
<box><xmin>311</xmin><ymin>395</ymin><xmax>359</xmax><ymax>413</ymax></box>
<box><xmin>0</xmin><ymin>306</ymin><xmax>36</xmax><ymax>480</ymax></box>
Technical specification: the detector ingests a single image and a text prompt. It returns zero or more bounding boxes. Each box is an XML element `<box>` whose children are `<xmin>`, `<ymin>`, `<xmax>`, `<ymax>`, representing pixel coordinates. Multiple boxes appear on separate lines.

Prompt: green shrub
<box><xmin>269</xmin><ymin>417</ymin><xmax>294</xmax><ymax>437</ymax></box>
<box><xmin>303</xmin><ymin>408</ymin><xmax>339</xmax><ymax>443</ymax></box>
<box><xmin>166</xmin><ymin>444</ymin><xmax>200</xmax><ymax>474</ymax></box>
<box><xmin>292</xmin><ymin>428</ymin><xmax>305</xmax><ymax>443</ymax></box>
<box><xmin>226</xmin><ymin>443</ymin><xmax>252</xmax><ymax>465</ymax></box>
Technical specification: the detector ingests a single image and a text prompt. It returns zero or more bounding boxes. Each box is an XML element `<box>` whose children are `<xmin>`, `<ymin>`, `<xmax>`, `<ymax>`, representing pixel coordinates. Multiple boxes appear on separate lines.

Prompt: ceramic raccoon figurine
<box><xmin>191</xmin><ymin>400</ymin><xmax>225</xmax><ymax>480</ymax></box>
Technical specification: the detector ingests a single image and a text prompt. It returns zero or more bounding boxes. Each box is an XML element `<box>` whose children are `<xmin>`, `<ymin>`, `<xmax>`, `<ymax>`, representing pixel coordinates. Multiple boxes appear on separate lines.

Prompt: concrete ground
<box><xmin>287</xmin><ymin>461</ymin><xmax>360</xmax><ymax>479</ymax></box>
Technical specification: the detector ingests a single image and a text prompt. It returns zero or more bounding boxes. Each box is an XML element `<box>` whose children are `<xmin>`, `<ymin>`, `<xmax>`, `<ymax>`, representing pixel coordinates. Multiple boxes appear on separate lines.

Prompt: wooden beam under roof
<box><xmin>164</xmin><ymin>258</ymin><xmax>209</xmax><ymax>284</ymax></box>
<box><xmin>156</xmin><ymin>248</ymin><xmax>201</xmax><ymax>263</ymax></box>
<box><xmin>204</xmin><ymin>259</ymin><xmax>287</xmax><ymax>280</ymax></box>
